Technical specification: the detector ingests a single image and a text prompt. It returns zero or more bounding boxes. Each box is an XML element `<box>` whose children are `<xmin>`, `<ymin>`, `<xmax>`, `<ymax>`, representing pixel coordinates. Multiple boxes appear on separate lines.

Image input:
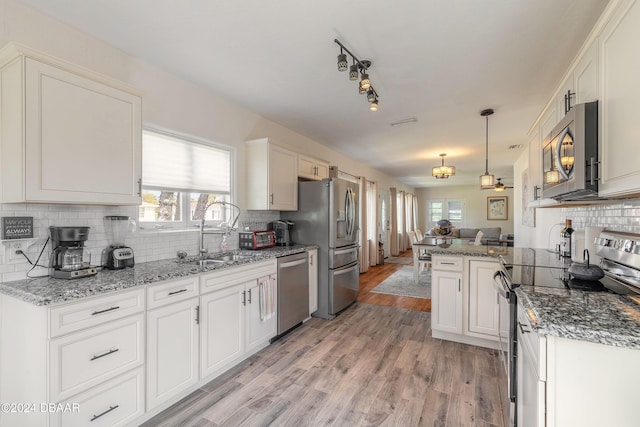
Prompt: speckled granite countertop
<box><xmin>516</xmin><ymin>285</ymin><xmax>640</xmax><ymax>350</ymax></box>
<box><xmin>0</xmin><ymin>245</ymin><xmax>315</xmax><ymax>307</ymax></box>
<box><xmin>427</xmin><ymin>240</ymin><xmax>512</xmax><ymax>258</ymax></box>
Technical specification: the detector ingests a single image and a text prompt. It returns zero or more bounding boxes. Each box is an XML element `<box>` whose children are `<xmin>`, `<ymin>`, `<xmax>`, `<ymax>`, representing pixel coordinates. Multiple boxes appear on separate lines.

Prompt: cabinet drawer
<box><xmin>49</xmin><ymin>288</ymin><xmax>144</xmax><ymax>338</ymax></box>
<box><xmin>432</xmin><ymin>256</ymin><xmax>463</xmax><ymax>271</ymax></box>
<box><xmin>49</xmin><ymin>367</ymin><xmax>144</xmax><ymax>427</ymax></box>
<box><xmin>147</xmin><ymin>277</ymin><xmax>199</xmax><ymax>309</ymax></box>
<box><xmin>50</xmin><ymin>314</ymin><xmax>144</xmax><ymax>402</ymax></box>
<box><xmin>201</xmin><ymin>259</ymin><xmax>276</xmax><ymax>293</ymax></box>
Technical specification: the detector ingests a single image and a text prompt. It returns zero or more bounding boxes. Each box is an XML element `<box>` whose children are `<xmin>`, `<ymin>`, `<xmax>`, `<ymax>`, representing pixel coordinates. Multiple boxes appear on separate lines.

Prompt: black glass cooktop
<box><xmin>501</xmin><ymin>248</ymin><xmax>636</xmax><ymax>295</ymax></box>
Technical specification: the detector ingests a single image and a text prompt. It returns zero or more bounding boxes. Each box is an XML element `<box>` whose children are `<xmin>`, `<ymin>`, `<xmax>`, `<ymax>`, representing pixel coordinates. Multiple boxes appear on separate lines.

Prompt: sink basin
<box><xmin>191</xmin><ymin>254</ymin><xmax>255</xmax><ymax>267</ymax></box>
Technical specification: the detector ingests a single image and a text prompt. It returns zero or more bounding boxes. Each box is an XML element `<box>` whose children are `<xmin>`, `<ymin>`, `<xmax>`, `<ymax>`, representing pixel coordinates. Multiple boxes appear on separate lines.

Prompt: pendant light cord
<box><xmin>485</xmin><ymin>115</ymin><xmax>489</xmax><ymax>174</ymax></box>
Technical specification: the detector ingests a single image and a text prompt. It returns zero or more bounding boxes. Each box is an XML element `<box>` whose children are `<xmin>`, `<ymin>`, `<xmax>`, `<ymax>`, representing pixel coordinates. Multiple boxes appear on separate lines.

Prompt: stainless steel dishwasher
<box><xmin>276</xmin><ymin>251</ymin><xmax>309</xmax><ymax>335</ymax></box>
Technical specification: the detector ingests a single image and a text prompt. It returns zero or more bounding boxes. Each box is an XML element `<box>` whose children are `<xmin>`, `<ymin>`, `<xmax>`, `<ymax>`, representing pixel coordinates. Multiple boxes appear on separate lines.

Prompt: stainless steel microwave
<box><xmin>541</xmin><ymin>101</ymin><xmax>598</xmax><ymax>200</ymax></box>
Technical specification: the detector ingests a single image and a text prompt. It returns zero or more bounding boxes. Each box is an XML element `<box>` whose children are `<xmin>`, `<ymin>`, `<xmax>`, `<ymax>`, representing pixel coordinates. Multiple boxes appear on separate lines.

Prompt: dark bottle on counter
<box><xmin>560</xmin><ymin>219</ymin><xmax>574</xmax><ymax>258</ymax></box>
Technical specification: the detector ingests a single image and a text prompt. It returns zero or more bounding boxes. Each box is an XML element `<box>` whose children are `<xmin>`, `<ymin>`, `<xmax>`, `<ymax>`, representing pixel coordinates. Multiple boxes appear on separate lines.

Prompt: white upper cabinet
<box><xmin>245</xmin><ymin>138</ymin><xmax>298</xmax><ymax>211</ymax></box>
<box><xmin>556</xmin><ymin>42</ymin><xmax>598</xmax><ymax>123</ymax></box>
<box><xmin>298</xmin><ymin>154</ymin><xmax>330</xmax><ymax>181</ymax></box>
<box><xmin>598</xmin><ymin>0</ymin><xmax>640</xmax><ymax>197</ymax></box>
<box><xmin>0</xmin><ymin>43</ymin><xmax>142</xmax><ymax>205</ymax></box>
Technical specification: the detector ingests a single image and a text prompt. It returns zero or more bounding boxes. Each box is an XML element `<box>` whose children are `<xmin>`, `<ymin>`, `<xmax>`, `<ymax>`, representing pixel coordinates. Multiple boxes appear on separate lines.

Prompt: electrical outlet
<box><xmin>8</xmin><ymin>241</ymin><xmax>25</xmax><ymax>261</ymax></box>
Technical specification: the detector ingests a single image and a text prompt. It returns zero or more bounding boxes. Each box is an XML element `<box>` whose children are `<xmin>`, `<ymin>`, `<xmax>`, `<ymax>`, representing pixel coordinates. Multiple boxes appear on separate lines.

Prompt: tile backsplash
<box><xmin>561</xmin><ymin>198</ymin><xmax>640</xmax><ymax>233</ymax></box>
<box><xmin>0</xmin><ymin>203</ymin><xmax>279</xmax><ymax>282</ymax></box>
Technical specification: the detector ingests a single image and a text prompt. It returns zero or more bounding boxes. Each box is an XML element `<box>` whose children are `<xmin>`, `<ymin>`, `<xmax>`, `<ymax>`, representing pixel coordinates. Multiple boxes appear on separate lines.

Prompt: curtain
<box><xmin>389</xmin><ymin>187</ymin><xmax>398</xmax><ymax>256</ymax></box>
<box><xmin>367</xmin><ymin>180</ymin><xmax>379</xmax><ymax>266</ymax></box>
<box><xmin>397</xmin><ymin>191</ymin><xmax>406</xmax><ymax>252</ymax></box>
<box><xmin>413</xmin><ymin>195</ymin><xmax>419</xmax><ymax>232</ymax></box>
<box><xmin>358</xmin><ymin>176</ymin><xmax>368</xmax><ymax>273</ymax></box>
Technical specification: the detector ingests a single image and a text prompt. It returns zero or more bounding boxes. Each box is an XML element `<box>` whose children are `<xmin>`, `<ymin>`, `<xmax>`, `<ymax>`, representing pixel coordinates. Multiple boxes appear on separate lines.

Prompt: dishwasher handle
<box><xmin>279</xmin><ymin>258</ymin><xmax>307</xmax><ymax>269</ymax></box>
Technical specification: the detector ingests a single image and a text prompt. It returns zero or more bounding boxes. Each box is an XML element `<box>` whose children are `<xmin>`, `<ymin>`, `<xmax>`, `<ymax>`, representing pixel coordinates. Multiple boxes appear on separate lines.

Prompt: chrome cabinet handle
<box><xmin>92</xmin><ymin>306</ymin><xmax>120</xmax><ymax>316</ymax></box>
<box><xmin>248</xmin><ymin>288</ymin><xmax>252</xmax><ymax>304</ymax></box>
<box><xmin>458</xmin><ymin>279</ymin><xmax>461</xmax><ymax>292</ymax></box>
<box><xmin>518</xmin><ymin>321</ymin><xmax>531</xmax><ymax>334</ymax></box>
<box><xmin>90</xmin><ymin>348</ymin><xmax>119</xmax><ymax>361</ymax></box>
<box><xmin>137</xmin><ymin>178</ymin><xmax>142</xmax><ymax>196</ymax></box>
<box><xmin>270</xmin><ymin>193</ymin><xmax>274</xmax><ymax>205</ymax></box>
<box><xmin>533</xmin><ymin>185</ymin><xmax>540</xmax><ymax>200</ymax></box>
<box><xmin>91</xmin><ymin>404</ymin><xmax>119</xmax><ymax>421</ymax></box>
<box><xmin>168</xmin><ymin>289</ymin><xmax>187</xmax><ymax>296</ymax></box>
<box><xmin>242</xmin><ymin>290</ymin><xmax>246</xmax><ymax>306</ymax></box>
<box><xmin>196</xmin><ymin>306</ymin><xmax>200</xmax><ymax>325</ymax></box>
<box><xmin>441</xmin><ymin>262</ymin><xmax>455</xmax><ymax>265</ymax></box>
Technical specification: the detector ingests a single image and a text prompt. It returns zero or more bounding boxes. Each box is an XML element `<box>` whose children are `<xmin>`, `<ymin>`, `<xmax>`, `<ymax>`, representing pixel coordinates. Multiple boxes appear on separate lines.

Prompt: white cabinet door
<box><xmin>268</xmin><ymin>144</ymin><xmax>298</xmax><ymax>210</ymax></box>
<box><xmin>574</xmin><ymin>42</ymin><xmax>598</xmax><ymax>105</ymax></box>
<box><xmin>467</xmin><ymin>260</ymin><xmax>500</xmax><ymax>338</ymax></box>
<box><xmin>23</xmin><ymin>58</ymin><xmax>141</xmax><ymax>204</ymax></box>
<box><xmin>598</xmin><ymin>0</ymin><xmax>640</xmax><ymax>197</ymax></box>
<box><xmin>298</xmin><ymin>154</ymin><xmax>330</xmax><ymax>181</ymax></box>
<box><xmin>298</xmin><ymin>154</ymin><xmax>316</xmax><ymax>180</ymax></box>
<box><xmin>431</xmin><ymin>270</ymin><xmax>462</xmax><ymax>334</ymax></box>
<box><xmin>517</xmin><ymin>330</ymin><xmax>545</xmax><ymax>427</ymax></box>
<box><xmin>246</xmin><ymin>139</ymin><xmax>298</xmax><ymax>211</ymax></box>
<box><xmin>146</xmin><ymin>298</ymin><xmax>199</xmax><ymax>410</ymax></box>
<box><xmin>527</xmin><ymin>131</ymin><xmax>541</xmax><ymax>204</ymax></box>
<box><xmin>308</xmin><ymin>248</ymin><xmax>318</xmax><ymax>315</ymax></box>
<box><xmin>246</xmin><ymin>277</ymin><xmax>277</xmax><ymax>352</ymax></box>
<box><xmin>200</xmin><ymin>283</ymin><xmax>245</xmax><ymax>379</ymax></box>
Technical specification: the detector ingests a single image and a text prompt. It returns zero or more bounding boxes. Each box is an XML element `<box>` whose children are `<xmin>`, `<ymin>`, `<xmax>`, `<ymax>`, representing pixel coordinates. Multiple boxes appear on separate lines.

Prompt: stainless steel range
<box><xmin>494</xmin><ymin>230</ymin><xmax>640</xmax><ymax>426</ymax></box>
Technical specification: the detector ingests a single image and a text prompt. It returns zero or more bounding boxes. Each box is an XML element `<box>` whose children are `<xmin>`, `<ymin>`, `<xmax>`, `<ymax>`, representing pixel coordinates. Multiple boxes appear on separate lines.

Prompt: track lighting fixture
<box><xmin>334</xmin><ymin>39</ymin><xmax>380</xmax><ymax>111</ymax></box>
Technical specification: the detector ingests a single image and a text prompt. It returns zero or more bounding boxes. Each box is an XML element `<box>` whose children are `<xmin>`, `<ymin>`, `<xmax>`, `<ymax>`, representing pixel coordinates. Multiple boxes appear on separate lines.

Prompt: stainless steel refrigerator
<box><xmin>288</xmin><ymin>176</ymin><xmax>359</xmax><ymax>320</ymax></box>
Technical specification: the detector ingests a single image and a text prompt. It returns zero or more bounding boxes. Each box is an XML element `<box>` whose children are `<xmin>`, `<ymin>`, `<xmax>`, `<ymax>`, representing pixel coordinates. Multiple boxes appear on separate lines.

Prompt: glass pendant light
<box><xmin>479</xmin><ymin>108</ymin><xmax>496</xmax><ymax>189</ymax></box>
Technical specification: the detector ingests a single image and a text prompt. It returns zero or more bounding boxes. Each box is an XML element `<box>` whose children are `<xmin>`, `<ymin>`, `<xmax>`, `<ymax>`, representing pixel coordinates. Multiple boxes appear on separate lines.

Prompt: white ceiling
<box><xmin>17</xmin><ymin>0</ymin><xmax>609</xmax><ymax>188</ymax></box>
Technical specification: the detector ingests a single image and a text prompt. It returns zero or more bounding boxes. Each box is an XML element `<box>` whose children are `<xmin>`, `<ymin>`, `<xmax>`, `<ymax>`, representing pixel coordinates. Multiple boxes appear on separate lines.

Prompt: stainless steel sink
<box><xmin>193</xmin><ymin>254</ymin><xmax>255</xmax><ymax>267</ymax></box>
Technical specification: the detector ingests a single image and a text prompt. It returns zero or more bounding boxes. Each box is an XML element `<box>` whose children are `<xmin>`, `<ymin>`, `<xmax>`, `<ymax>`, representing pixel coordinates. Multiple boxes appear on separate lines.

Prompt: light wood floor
<box><xmin>142</xmin><ymin>251</ymin><xmax>505</xmax><ymax>426</ymax></box>
<box><xmin>358</xmin><ymin>251</ymin><xmax>431</xmax><ymax>312</ymax></box>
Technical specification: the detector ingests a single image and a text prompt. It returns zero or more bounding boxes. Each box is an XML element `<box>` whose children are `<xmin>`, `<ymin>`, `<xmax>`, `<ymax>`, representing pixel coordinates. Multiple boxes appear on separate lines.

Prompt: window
<box><xmin>428</xmin><ymin>199</ymin><xmax>465</xmax><ymax>227</ymax></box>
<box><xmin>140</xmin><ymin>129</ymin><xmax>233</xmax><ymax>229</ymax></box>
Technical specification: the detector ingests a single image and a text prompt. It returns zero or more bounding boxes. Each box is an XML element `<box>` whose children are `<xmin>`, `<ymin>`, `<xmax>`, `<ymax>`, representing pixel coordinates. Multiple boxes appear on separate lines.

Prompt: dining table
<box><xmin>412</xmin><ymin>236</ymin><xmax>456</xmax><ymax>282</ymax></box>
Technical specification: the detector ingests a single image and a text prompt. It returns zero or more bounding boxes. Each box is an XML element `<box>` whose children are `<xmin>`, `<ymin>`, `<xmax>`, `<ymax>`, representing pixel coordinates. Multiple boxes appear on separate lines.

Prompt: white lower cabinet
<box><xmin>467</xmin><ymin>260</ymin><xmax>500</xmax><ymax>338</ymax></box>
<box><xmin>517</xmin><ymin>304</ymin><xmax>545</xmax><ymax>427</ymax></box>
<box><xmin>0</xmin><ymin>257</ymin><xmax>283</xmax><ymax>426</ymax></box>
<box><xmin>200</xmin><ymin>282</ymin><xmax>246</xmax><ymax>378</ymax></box>
<box><xmin>431</xmin><ymin>268</ymin><xmax>463</xmax><ymax>334</ymax></box>
<box><xmin>50</xmin><ymin>367</ymin><xmax>145</xmax><ymax>427</ymax></box>
<box><xmin>200</xmin><ymin>260</ymin><xmax>278</xmax><ymax>381</ymax></box>
<box><xmin>146</xmin><ymin>297</ymin><xmax>199</xmax><ymax>410</ymax></box>
<box><xmin>0</xmin><ymin>288</ymin><xmax>145</xmax><ymax>427</ymax></box>
<box><xmin>431</xmin><ymin>255</ymin><xmax>500</xmax><ymax>349</ymax></box>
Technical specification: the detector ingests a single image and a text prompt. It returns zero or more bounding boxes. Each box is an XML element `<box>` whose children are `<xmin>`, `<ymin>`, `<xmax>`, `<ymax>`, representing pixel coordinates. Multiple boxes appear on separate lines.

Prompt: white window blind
<box><xmin>142</xmin><ymin>130</ymin><xmax>230</xmax><ymax>193</ymax></box>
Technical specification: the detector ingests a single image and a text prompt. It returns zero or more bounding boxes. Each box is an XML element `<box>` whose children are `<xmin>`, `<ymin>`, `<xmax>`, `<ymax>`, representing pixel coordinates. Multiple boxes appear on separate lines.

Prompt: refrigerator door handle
<box><xmin>333</xmin><ymin>263</ymin><xmax>359</xmax><ymax>276</ymax></box>
<box><xmin>334</xmin><ymin>247</ymin><xmax>358</xmax><ymax>256</ymax></box>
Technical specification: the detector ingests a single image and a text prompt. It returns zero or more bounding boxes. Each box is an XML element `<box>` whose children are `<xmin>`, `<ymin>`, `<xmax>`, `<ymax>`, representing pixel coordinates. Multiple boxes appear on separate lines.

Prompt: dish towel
<box><xmin>259</xmin><ymin>277</ymin><xmax>276</xmax><ymax>322</ymax></box>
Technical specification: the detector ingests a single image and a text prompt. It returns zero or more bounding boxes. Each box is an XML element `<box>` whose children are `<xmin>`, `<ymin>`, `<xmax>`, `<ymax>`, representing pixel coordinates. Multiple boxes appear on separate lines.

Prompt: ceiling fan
<box><xmin>493</xmin><ymin>178</ymin><xmax>513</xmax><ymax>192</ymax></box>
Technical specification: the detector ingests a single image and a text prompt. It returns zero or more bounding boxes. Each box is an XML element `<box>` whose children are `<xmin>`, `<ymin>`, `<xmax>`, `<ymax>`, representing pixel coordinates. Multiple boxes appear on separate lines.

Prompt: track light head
<box><xmin>359</xmin><ymin>73</ymin><xmax>371</xmax><ymax>91</ymax></box>
<box><xmin>366</xmin><ymin>89</ymin><xmax>376</xmax><ymax>102</ymax></box>
<box><xmin>349</xmin><ymin>64</ymin><xmax>359</xmax><ymax>80</ymax></box>
<box><xmin>369</xmin><ymin>98</ymin><xmax>379</xmax><ymax>112</ymax></box>
<box><xmin>337</xmin><ymin>51</ymin><xmax>348</xmax><ymax>71</ymax></box>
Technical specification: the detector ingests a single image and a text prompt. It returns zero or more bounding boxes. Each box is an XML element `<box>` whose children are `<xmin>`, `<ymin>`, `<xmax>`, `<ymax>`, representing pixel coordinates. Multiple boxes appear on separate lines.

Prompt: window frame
<box><xmin>427</xmin><ymin>199</ymin><xmax>465</xmax><ymax>228</ymax></box>
<box><xmin>139</xmin><ymin>127</ymin><xmax>235</xmax><ymax>231</ymax></box>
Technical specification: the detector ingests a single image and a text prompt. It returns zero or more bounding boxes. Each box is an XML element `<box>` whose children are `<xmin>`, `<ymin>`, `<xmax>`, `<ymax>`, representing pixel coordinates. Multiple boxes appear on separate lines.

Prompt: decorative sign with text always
<box><xmin>1</xmin><ymin>217</ymin><xmax>34</xmax><ymax>240</ymax></box>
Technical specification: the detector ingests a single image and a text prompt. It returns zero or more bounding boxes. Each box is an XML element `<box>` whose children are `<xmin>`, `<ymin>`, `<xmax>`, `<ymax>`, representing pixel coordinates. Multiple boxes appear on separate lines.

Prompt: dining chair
<box><xmin>416</xmin><ymin>228</ymin><xmax>424</xmax><ymax>240</ymax></box>
<box><xmin>473</xmin><ymin>230</ymin><xmax>485</xmax><ymax>246</ymax></box>
<box><xmin>409</xmin><ymin>231</ymin><xmax>432</xmax><ymax>274</ymax></box>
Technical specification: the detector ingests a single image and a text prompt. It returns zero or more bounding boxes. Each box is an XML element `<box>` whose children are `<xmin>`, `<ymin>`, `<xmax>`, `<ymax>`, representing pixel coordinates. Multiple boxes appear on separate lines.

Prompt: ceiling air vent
<box><xmin>390</xmin><ymin>117</ymin><xmax>418</xmax><ymax>127</ymax></box>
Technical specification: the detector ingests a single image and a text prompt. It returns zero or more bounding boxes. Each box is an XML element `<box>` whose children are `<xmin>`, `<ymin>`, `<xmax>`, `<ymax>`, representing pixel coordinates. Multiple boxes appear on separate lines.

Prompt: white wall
<box><xmin>0</xmin><ymin>0</ymin><xmax>414</xmax><ymax>281</ymax></box>
<box><xmin>416</xmin><ymin>185</ymin><xmax>515</xmax><ymax>235</ymax></box>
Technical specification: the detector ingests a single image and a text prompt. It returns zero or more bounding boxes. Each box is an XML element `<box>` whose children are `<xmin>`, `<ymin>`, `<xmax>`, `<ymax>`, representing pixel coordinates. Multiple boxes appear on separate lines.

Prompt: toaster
<box><xmin>238</xmin><ymin>230</ymin><xmax>276</xmax><ymax>250</ymax></box>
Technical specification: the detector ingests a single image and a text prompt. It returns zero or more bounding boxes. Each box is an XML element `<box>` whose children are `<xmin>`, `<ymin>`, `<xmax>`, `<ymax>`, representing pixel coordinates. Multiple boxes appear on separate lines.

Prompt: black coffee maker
<box><xmin>268</xmin><ymin>220</ymin><xmax>295</xmax><ymax>246</ymax></box>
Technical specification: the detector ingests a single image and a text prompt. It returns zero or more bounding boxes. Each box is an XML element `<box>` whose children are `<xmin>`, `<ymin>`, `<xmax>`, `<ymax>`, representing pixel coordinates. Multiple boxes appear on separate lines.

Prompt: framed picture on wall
<box><xmin>487</xmin><ymin>196</ymin><xmax>508</xmax><ymax>220</ymax></box>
